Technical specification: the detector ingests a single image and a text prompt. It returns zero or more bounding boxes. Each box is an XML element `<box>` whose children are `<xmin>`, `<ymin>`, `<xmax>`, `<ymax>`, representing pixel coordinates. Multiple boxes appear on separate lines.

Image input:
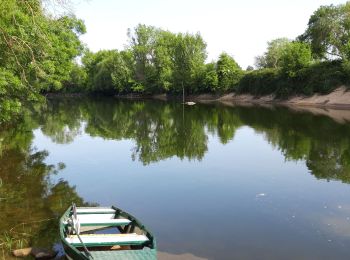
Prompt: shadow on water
<box><xmin>2</xmin><ymin>97</ymin><xmax>350</xmax><ymax>259</ymax></box>
<box><xmin>0</xmin><ymin>119</ymin><xmax>95</xmax><ymax>259</ymax></box>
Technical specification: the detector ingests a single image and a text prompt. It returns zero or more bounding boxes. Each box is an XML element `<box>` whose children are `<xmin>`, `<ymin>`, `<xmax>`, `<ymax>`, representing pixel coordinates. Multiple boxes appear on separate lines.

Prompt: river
<box><xmin>1</xmin><ymin>97</ymin><xmax>350</xmax><ymax>259</ymax></box>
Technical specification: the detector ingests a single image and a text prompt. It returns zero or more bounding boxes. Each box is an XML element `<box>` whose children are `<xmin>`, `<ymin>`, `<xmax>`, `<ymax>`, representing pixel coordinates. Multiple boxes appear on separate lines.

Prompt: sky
<box><xmin>73</xmin><ymin>0</ymin><xmax>346</xmax><ymax>68</ymax></box>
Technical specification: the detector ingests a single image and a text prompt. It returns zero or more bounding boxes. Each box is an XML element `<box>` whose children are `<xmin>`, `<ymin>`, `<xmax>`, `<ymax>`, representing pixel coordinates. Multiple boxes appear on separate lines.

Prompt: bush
<box><xmin>237</xmin><ymin>60</ymin><xmax>350</xmax><ymax>98</ymax></box>
<box><xmin>280</xmin><ymin>42</ymin><xmax>312</xmax><ymax>77</ymax></box>
<box><xmin>237</xmin><ymin>69</ymin><xmax>280</xmax><ymax>95</ymax></box>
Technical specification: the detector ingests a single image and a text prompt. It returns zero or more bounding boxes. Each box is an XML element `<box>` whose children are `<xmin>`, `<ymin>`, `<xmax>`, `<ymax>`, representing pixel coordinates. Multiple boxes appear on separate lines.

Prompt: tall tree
<box><xmin>153</xmin><ymin>30</ymin><xmax>176</xmax><ymax>92</ymax></box>
<box><xmin>217</xmin><ymin>53</ymin><xmax>242</xmax><ymax>91</ymax></box>
<box><xmin>299</xmin><ymin>2</ymin><xmax>350</xmax><ymax>60</ymax></box>
<box><xmin>255</xmin><ymin>38</ymin><xmax>291</xmax><ymax>69</ymax></box>
<box><xmin>172</xmin><ymin>33</ymin><xmax>207</xmax><ymax>94</ymax></box>
<box><xmin>127</xmin><ymin>24</ymin><xmax>158</xmax><ymax>90</ymax></box>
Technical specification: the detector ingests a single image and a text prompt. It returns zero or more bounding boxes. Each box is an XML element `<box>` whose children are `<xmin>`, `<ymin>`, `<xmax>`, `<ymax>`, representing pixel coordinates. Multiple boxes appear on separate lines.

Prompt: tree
<box><xmin>201</xmin><ymin>62</ymin><xmax>218</xmax><ymax>92</ymax></box>
<box><xmin>172</xmin><ymin>33</ymin><xmax>207</xmax><ymax>93</ymax></box>
<box><xmin>0</xmin><ymin>0</ymin><xmax>85</xmax><ymax>123</ymax></box>
<box><xmin>153</xmin><ymin>30</ymin><xmax>176</xmax><ymax>92</ymax></box>
<box><xmin>82</xmin><ymin>50</ymin><xmax>115</xmax><ymax>92</ymax></box>
<box><xmin>255</xmin><ymin>38</ymin><xmax>291</xmax><ymax>69</ymax></box>
<box><xmin>127</xmin><ymin>24</ymin><xmax>158</xmax><ymax>90</ymax></box>
<box><xmin>217</xmin><ymin>53</ymin><xmax>242</xmax><ymax>91</ymax></box>
<box><xmin>246</xmin><ymin>66</ymin><xmax>254</xmax><ymax>71</ymax></box>
<box><xmin>280</xmin><ymin>42</ymin><xmax>312</xmax><ymax>77</ymax></box>
<box><xmin>299</xmin><ymin>2</ymin><xmax>350</xmax><ymax>60</ymax></box>
<box><xmin>62</xmin><ymin>63</ymin><xmax>87</xmax><ymax>92</ymax></box>
<box><xmin>82</xmin><ymin>50</ymin><xmax>134</xmax><ymax>94</ymax></box>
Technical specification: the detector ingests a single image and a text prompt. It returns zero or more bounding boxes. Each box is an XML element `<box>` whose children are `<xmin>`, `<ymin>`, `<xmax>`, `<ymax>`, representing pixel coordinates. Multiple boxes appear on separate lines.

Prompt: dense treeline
<box><xmin>65</xmin><ymin>25</ymin><xmax>242</xmax><ymax>95</ymax></box>
<box><xmin>2</xmin><ymin>1</ymin><xmax>350</xmax><ymax>123</ymax></box>
<box><xmin>62</xmin><ymin>1</ymin><xmax>350</xmax><ymax>97</ymax></box>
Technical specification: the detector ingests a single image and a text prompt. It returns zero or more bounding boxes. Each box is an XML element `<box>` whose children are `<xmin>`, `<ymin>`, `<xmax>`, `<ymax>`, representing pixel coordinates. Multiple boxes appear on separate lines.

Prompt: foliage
<box><xmin>237</xmin><ymin>69</ymin><xmax>280</xmax><ymax>96</ymax></box>
<box><xmin>153</xmin><ymin>30</ymin><xmax>177</xmax><ymax>92</ymax></box>
<box><xmin>238</xmin><ymin>60</ymin><xmax>349</xmax><ymax>97</ymax></box>
<box><xmin>279</xmin><ymin>42</ymin><xmax>312</xmax><ymax>77</ymax></box>
<box><xmin>216</xmin><ymin>53</ymin><xmax>243</xmax><ymax>91</ymax></box>
<box><xmin>62</xmin><ymin>63</ymin><xmax>87</xmax><ymax>92</ymax></box>
<box><xmin>0</xmin><ymin>0</ymin><xmax>85</xmax><ymax>123</ymax></box>
<box><xmin>255</xmin><ymin>38</ymin><xmax>291</xmax><ymax>69</ymax></box>
<box><xmin>3</xmin><ymin>1</ymin><xmax>350</xmax><ymax>124</ymax></box>
<box><xmin>299</xmin><ymin>2</ymin><xmax>350</xmax><ymax>60</ymax></box>
<box><xmin>172</xmin><ymin>32</ymin><xmax>207</xmax><ymax>93</ymax></box>
<box><xmin>0</xmin><ymin>69</ymin><xmax>25</xmax><ymax>123</ymax></box>
<box><xmin>296</xmin><ymin>60</ymin><xmax>348</xmax><ymax>94</ymax></box>
<box><xmin>201</xmin><ymin>62</ymin><xmax>219</xmax><ymax>92</ymax></box>
<box><xmin>81</xmin><ymin>24</ymin><xmax>207</xmax><ymax>95</ymax></box>
<box><xmin>127</xmin><ymin>24</ymin><xmax>158</xmax><ymax>91</ymax></box>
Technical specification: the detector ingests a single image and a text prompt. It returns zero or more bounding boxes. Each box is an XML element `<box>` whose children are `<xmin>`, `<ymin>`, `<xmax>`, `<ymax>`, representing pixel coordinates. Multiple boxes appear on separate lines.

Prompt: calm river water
<box><xmin>1</xmin><ymin>97</ymin><xmax>350</xmax><ymax>259</ymax></box>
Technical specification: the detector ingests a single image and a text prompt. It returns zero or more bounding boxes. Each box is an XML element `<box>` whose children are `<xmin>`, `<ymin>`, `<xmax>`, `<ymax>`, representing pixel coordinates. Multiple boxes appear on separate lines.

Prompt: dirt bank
<box><xmin>186</xmin><ymin>86</ymin><xmax>350</xmax><ymax>123</ymax></box>
<box><xmin>186</xmin><ymin>86</ymin><xmax>350</xmax><ymax>109</ymax></box>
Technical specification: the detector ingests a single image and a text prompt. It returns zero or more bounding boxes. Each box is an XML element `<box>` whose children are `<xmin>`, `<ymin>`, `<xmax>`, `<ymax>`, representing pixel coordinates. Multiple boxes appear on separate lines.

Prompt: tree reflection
<box><xmin>36</xmin><ymin>97</ymin><xmax>350</xmax><ymax>182</ymax></box>
<box><xmin>0</xmin><ymin>123</ymin><xmax>94</xmax><ymax>258</ymax></box>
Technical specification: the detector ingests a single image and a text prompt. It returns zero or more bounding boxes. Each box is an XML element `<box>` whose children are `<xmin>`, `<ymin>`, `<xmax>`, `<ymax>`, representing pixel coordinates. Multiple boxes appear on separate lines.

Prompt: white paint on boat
<box><xmin>76</xmin><ymin>208</ymin><xmax>116</xmax><ymax>214</ymax></box>
<box><xmin>66</xmin><ymin>233</ymin><xmax>149</xmax><ymax>245</ymax></box>
<box><xmin>79</xmin><ymin>218</ymin><xmax>131</xmax><ymax>226</ymax></box>
<box><xmin>77</xmin><ymin>213</ymin><xmax>115</xmax><ymax>221</ymax></box>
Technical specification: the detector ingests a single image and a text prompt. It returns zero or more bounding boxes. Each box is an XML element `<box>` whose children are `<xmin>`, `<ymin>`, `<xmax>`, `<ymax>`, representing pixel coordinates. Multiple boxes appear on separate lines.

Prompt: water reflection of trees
<box><xmin>37</xmin><ymin>98</ymin><xmax>350</xmax><ymax>183</ymax></box>
<box><xmin>0</xmin><ymin>123</ymin><xmax>94</xmax><ymax>258</ymax></box>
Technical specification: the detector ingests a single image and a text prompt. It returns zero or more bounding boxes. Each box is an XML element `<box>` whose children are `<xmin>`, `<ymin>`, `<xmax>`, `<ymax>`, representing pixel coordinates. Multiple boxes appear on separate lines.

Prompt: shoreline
<box><xmin>187</xmin><ymin>86</ymin><xmax>350</xmax><ymax>110</ymax></box>
<box><xmin>45</xmin><ymin>87</ymin><xmax>350</xmax><ymax>123</ymax></box>
<box><xmin>111</xmin><ymin>86</ymin><xmax>350</xmax><ymax>110</ymax></box>
<box><xmin>46</xmin><ymin>86</ymin><xmax>350</xmax><ymax>110</ymax></box>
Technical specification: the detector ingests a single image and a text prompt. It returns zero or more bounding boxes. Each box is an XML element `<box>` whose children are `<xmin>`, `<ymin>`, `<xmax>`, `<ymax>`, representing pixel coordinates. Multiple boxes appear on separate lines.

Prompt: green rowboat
<box><xmin>59</xmin><ymin>205</ymin><xmax>157</xmax><ymax>259</ymax></box>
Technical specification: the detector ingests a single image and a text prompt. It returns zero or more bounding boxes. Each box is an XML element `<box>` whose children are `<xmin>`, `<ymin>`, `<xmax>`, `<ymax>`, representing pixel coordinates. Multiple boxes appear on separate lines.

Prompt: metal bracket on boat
<box><xmin>71</xmin><ymin>203</ymin><xmax>94</xmax><ymax>259</ymax></box>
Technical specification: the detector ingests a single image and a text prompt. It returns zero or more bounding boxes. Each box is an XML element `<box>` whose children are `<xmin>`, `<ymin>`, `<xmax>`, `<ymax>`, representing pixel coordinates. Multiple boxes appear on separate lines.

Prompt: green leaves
<box><xmin>0</xmin><ymin>68</ymin><xmax>25</xmax><ymax>123</ymax></box>
<box><xmin>279</xmin><ymin>42</ymin><xmax>312</xmax><ymax>77</ymax></box>
<box><xmin>0</xmin><ymin>0</ymin><xmax>86</xmax><ymax>123</ymax></box>
<box><xmin>300</xmin><ymin>2</ymin><xmax>350</xmax><ymax>61</ymax></box>
<box><xmin>255</xmin><ymin>38</ymin><xmax>292</xmax><ymax>69</ymax></box>
<box><xmin>217</xmin><ymin>53</ymin><xmax>242</xmax><ymax>91</ymax></box>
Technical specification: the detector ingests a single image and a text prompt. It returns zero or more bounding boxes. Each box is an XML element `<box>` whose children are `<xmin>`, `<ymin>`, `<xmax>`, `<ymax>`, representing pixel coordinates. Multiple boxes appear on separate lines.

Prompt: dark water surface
<box><xmin>1</xmin><ymin>97</ymin><xmax>350</xmax><ymax>259</ymax></box>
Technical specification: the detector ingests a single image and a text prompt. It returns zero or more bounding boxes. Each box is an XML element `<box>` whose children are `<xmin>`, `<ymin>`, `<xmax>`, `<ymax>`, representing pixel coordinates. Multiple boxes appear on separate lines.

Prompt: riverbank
<box><xmin>46</xmin><ymin>87</ymin><xmax>350</xmax><ymax>123</ymax></box>
<box><xmin>48</xmin><ymin>86</ymin><xmax>350</xmax><ymax>110</ymax></box>
<box><xmin>186</xmin><ymin>86</ymin><xmax>350</xmax><ymax>109</ymax></box>
<box><xmin>157</xmin><ymin>86</ymin><xmax>350</xmax><ymax>123</ymax></box>
<box><xmin>117</xmin><ymin>87</ymin><xmax>350</xmax><ymax>110</ymax></box>
<box><xmin>195</xmin><ymin>87</ymin><xmax>350</xmax><ymax>123</ymax></box>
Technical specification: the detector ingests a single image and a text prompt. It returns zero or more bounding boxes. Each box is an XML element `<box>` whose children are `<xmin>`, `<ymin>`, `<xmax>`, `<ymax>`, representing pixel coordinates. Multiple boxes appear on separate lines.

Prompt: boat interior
<box><xmin>62</xmin><ymin>206</ymin><xmax>156</xmax><ymax>258</ymax></box>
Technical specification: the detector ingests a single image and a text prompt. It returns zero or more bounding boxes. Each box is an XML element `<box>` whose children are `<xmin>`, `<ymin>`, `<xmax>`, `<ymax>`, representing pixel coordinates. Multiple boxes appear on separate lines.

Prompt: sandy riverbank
<box><xmin>47</xmin><ymin>87</ymin><xmax>350</xmax><ymax>123</ymax></box>
<box><xmin>183</xmin><ymin>86</ymin><xmax>350</xmax><ymax>109</ymax></box>
<box><xmin>186</xmin><ymin>87</ymin><xmax>350</xmax><ymax>124</ymax></box>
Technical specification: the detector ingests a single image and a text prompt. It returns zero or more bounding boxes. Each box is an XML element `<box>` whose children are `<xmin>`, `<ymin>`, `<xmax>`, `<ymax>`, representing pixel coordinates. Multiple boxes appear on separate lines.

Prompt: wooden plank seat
<box><xmin>76</xmin><ymin>208</ymin><xmax>116</xmax><ymax>214</ymax></box>
<box><xmin>78</xmin><ymin>218</ymin><xmax>131</xmax><ymax>227</ymax></box>
<box><xmin>66</xmin><ymin>233</ymin><xmax>149</xmax><ymax>247</ymax></box>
